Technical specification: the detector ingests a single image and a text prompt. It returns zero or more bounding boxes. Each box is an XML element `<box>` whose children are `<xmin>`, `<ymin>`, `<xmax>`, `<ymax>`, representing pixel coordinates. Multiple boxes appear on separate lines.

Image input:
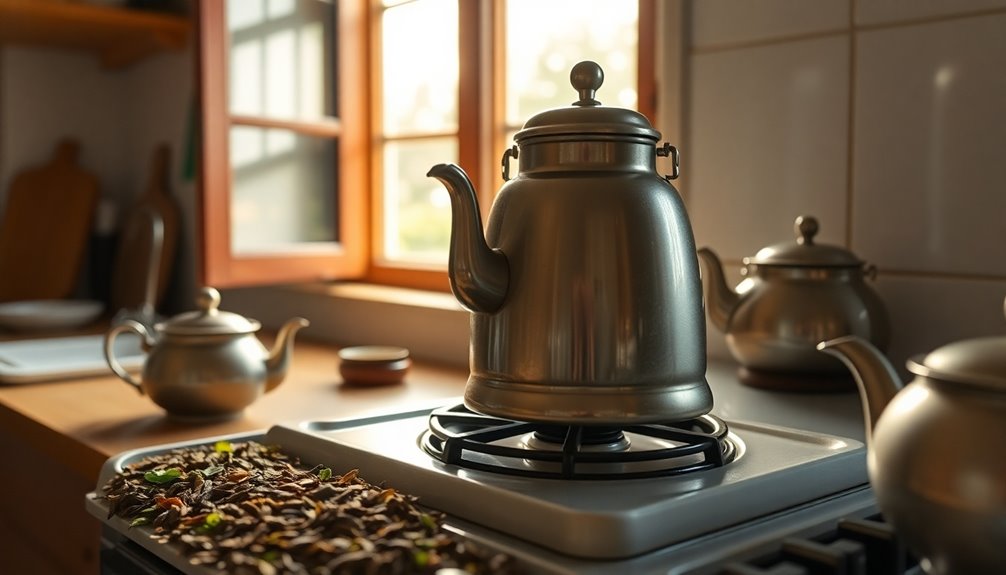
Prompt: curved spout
<box><xmin>427</xmin><ymin>163</ymin><xmax>509</xmax><ymax>313</ymax></box>
<box><xmin>264</xmin><ymin>317</ymin><xmax>310</xmax><ymax>392</ymax></box>
<box><xmin>696</xmin><ymin>248</ymin><xmax>739</xmax><ymax>332</ymax></box>
<box><xmin>817</xmin><ymin>336</ymin><xmax>903</xmax><ymax>441</ymax></box>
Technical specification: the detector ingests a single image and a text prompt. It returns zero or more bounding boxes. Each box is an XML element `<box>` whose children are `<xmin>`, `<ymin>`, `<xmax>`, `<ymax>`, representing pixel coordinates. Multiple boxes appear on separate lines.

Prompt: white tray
<box><xmin>0</xmin><ymin>334</ymin><xmax>144</xmax><ymax>384</ymax></box>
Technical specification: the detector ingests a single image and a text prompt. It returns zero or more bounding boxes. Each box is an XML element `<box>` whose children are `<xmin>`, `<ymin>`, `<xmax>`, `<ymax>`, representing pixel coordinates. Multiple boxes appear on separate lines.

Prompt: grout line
<box><xmin>689</xmin><ymin>6</ymin><xmax>1006</xmax><ymax>55</ymax></box>
<box><xmin>845</xmin><ymin>0</ymin><xmax>857</xmax><ymax>249</ymax></box>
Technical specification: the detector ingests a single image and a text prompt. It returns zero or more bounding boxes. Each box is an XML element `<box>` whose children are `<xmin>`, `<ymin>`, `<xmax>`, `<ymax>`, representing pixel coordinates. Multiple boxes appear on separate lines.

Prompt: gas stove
<box><xmin>87</xmin><ymin>361</ymin><xmax>922</xmax><ymax>574</ymax></box>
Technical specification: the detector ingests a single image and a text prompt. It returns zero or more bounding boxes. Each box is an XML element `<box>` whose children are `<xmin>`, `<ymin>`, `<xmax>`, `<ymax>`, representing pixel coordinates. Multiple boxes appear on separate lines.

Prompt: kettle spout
<box><xmin>696</xmin><ymin>248</ymin><xmax>739</xmax><ymax>333</ymax></box>
<box><xmin>428</xmin><ymin>163</ymin><xmax>509</xmax><ymax>313</ymax></box>
<box><xmin>264</xmin><ymin>317</ymin><xmax>310</xmax><ymax>392</ymax></box>
<box><xmin>817</xmin><ymin>336</ymin><xmax>903</xmax><ymax>441</ymax></box>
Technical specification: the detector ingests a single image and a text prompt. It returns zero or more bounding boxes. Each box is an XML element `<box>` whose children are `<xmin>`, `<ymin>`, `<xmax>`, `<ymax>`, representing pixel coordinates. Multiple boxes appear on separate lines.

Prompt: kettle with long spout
<box><xmin>697</xmin><ymin>216</ymin><xmax>889</xmax><ymax>378</ymax></box>
<box><xmin>427</xmin><ymin>61</ymin><xmax>712</xmax><ymax>425</ymax></box>
<box><xmin>817</xmin><ymin>298</ymin><xmax>1006</xmax><ymax>575</ymax></box>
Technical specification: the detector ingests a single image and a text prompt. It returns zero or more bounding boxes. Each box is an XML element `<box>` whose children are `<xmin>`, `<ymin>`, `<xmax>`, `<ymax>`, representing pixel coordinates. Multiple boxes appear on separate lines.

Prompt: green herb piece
<box><xmin>261</xmin><ymin>549</ymin><xmax>279</xmax><ymax>562</ymax></box>
<box><xmin>197</xmin><ymin>512</ymin><xmax>222</xmax><ymax>533</ymax></box>
<box><xmin>143</xmin><ymin>468</ymin><xmax>182</xmax><ymax>484</ymax></box>
<box><xmin>129</xmin><ymin>516</ymin><xmax>150</xmax><ymax>528</ymax></box>
<box><xmin>318</xmin><ymin>467</ymin><xmax>332</xmax><ymax>481</ymax></box>
<box><xmin>412</xmin><ymin>549</ymin><xmax>429</xmax><ymax>568</ymax></box>
<box><xmin>200</xmin><ymin>465</ymin><xmax>225</xmax><ymax>477</ymax></box>
<box><xmin>420</xmin><ymin>513</ymin><xmax>438</xmax><ymax>532</ymax></box>
<box><xmin>214</xmin><ymin>440</ymin><xmax>233</xmax><ymax>453</ymax></box>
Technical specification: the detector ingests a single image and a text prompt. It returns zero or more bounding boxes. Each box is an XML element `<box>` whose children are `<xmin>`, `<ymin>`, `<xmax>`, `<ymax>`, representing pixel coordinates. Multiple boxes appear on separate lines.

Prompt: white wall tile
<box><xmin>687</xmin><ymin>36</ymin><xmax>850</xmax><ymax>261</ymax></box>
<box><xmin>691</xmin><ymin>0</ymin><xmax>849</xmax><ymax>48</ymax></box>
<box><xmin>856</xmin><ymin>0</ymin><xmax>1006</xmax><ymax>26</ymax></box>
<box><xmin>873</xmin><ymin>275</ymin><xmax>1006</xmax><ymax>378</ymax></box>
<box><xmin>852</xmin><ymin>15</ymin><xmax>1006</xmax><ymax>276</ymax></box>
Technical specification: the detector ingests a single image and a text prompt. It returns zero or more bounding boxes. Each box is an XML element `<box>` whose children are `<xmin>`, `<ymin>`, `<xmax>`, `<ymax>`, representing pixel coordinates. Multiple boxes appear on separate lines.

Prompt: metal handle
<box><xmin>104</xmin><ymin>320</ymin><xmax>152</xmax><ymax>394</ymax></box>
<box><xmin>501</xmin><ymin>145</ymin><xmax>519</xmax><ymax>181</ymax></box>
<box><xmin>657</xmin><ymin>142</ymin><xmax>680</xmax><ymax>181</ymax></box>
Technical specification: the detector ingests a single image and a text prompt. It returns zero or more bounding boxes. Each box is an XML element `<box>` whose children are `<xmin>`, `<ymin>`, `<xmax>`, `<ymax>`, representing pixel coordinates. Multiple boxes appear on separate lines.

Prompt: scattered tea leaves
<box><xmin>102</xmin><ymin>440</ymin><xmax>518</xmax><ymax>574</ymax></box>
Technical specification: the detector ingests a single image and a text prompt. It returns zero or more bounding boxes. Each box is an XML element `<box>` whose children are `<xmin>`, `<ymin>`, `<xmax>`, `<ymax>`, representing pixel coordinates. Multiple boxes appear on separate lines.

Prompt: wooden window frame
<box><xmin>197</xmin><ymin>0</ymin><xmax>369</xmax><ymax>288</ymax></box>
<box><xmin>198</xmin><ymin>0</ymin><xmax>654</xmax><ymax>291</ymax></box>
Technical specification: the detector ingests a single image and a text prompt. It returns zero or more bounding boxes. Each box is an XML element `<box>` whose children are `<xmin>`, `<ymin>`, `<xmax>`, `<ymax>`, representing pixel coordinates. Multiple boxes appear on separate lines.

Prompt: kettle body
<box><xmin>430</xmin><ymin>62</ymin><xmax>711</xmax><ymax>424</ymax></box>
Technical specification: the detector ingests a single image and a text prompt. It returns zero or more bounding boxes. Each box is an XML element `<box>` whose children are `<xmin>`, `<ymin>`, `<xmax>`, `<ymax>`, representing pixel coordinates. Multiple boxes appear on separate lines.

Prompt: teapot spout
<box><xmin>696</xmin><ymin>248</ymin><xmax>739</xmax><ymax>333</ymax></box>
<box><xmin>817</xmin><ymin>336</ymin><xmax>903</xmax><ymax>441</ymax></box>
<box><xmin>264</xmin><ymin>317</ymin><xmax>310</xmax><ymax>392</ymax></box>
<box><xmin>428</xmin><ymin>163</ymin><xmax>509</xmax><ymax>313</ymax></box>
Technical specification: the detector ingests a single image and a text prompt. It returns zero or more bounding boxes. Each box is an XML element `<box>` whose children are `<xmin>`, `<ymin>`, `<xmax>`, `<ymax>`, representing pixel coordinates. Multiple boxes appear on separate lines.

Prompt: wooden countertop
<box><xmin>0</xmin><ymin>334</ymin><xmax>469</xmax><ymax>482</ymax></box>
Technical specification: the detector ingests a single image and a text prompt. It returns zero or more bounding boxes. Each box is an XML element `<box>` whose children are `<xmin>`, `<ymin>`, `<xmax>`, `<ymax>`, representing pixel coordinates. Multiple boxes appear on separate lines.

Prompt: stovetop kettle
<box><xmin>428</xmin><ymin>61</ymin><xmax>711</xmax><ymax>424</ymax></box>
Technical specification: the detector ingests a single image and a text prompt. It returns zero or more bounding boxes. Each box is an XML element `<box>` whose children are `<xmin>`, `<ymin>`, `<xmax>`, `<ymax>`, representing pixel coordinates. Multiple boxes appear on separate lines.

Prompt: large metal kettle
<box><xmin>428</xmin><ymin>61</ymin><xmax>711</xmax><ymax>425</ymax></box>
<box><xmin>818</xmin><ymin>297</ymin><xmax>1006</xmax><ymax>575</ymax></box>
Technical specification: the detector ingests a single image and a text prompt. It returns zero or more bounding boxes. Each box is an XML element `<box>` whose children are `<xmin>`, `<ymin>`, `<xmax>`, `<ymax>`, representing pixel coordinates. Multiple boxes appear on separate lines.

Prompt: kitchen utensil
<box><xmin>338</xmin><ymin>345</ymin><xmax>411</xmax><ymax>386</ymax></box>
<box><xmin>0</xmin><ymin>299</ymin><xmax>103</xmax><ymax>332</ymax></box>
<box><xmin>103</xmin><ymin>286</ymin><xmax>309</xmax><ymax>420</ymax></box>
<box><xmin>698</xmin><ymin>215</ymin><xmax>889</xmax><ymax>379</ymax></box>
<box><xmin>110</xmin><ymin>143</ymin><xmax>178</xmax><ymax>317</ymax></box>
<box><xmin>428</xmin><ymin>61</ymin><xmax>709</xmax><ymax>425</ymax></box>
<box><xmin>0</xmin><ymin>334</ymin><xmax>143</xmax><ymax>384</ymax></box>
<box><xmin>818</xmin><ymin>296</ymin><xmax>1006</xmax><ymax>575</ymax></box>
<box><xmin>0</xmin><ymin>139</ymin><xmax>99</xmax><ymax>302</ymax></box>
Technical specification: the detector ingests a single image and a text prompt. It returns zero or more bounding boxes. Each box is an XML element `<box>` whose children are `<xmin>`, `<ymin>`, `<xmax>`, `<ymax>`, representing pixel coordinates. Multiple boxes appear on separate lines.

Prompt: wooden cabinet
<box><xmin>0</xmin><ymin>0</ymin><xmax>189</xmax><ymax>69</ymax></box>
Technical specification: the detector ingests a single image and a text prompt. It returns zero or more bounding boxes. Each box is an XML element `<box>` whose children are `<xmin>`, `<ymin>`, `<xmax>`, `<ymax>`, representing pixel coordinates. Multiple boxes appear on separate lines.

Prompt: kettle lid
<box><xmin>159</xmin><ymin>287</ymin><xmax>261</xmax><ymax>336</ymax></box>
<box><xmin>746</xmin><ymin>215</ymin><xmax>863</xmax><ymax>268</ymax></box>
<box><xmin>907</xmin><ymin>298</ymin><xmax>1006</xmax><ymax>391</ymax></box>
<box><xmin>515</xmin><ymin>61</ymin><xmax>660</xmax><ymax>143</ymax></box>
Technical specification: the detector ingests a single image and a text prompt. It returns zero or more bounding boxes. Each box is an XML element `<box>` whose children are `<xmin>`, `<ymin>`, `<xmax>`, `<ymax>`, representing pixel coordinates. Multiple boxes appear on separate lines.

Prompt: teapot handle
<box><xmin>657</xmin><ymin>142</ymin><xmax>680</xmax><ymax>181</ymax></box>
<box><xmin>500</xmin><ymin>145</ymin><xmax>519</xmax><ymax>181</ymax></box>
<box><xmin>104</xmin><ymin>320</ymin><xmax>152</xmax><ymax>394</ymax></box>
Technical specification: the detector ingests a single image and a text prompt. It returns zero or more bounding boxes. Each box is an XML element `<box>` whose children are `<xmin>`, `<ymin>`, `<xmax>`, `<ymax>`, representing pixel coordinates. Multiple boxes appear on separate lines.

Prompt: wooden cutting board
<box><xmin>109</xmin><ymin>143</ymin><xmax>179</xmax><ymax>314</ymax></box>
<box><xmin>0</xmin><ymin>139</ymin><xmax>99</xmax><ymax>302</ymax></box>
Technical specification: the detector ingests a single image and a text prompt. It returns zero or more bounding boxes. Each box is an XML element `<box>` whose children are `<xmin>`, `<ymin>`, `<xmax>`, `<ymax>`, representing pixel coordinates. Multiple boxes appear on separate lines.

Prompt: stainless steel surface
<box><xmin>430</xmin><ymin>61</ymin><xmax>710</xmax><ymax>424</ymax></box>
<box><xmin>103</xmin><ymin>287</ymin><xmax>308</xmax><ymax>419</ymax></box>
<box><xmin>699</xmin><ymin>215</ymin><xmax>889</xmax><ymax>375</ymax></box>
<box><xmin>819</xmin><ymin>301</ymin><xmax>1006</xmax><ymax>575</ymax></box>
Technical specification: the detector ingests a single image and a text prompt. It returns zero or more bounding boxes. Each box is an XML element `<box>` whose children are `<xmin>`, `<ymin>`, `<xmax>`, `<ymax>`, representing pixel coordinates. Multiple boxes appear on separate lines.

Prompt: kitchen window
<box><xmin>198</xmin><ymin>0</ymin><xmax>654</xmax><ymax>290</ymax></box>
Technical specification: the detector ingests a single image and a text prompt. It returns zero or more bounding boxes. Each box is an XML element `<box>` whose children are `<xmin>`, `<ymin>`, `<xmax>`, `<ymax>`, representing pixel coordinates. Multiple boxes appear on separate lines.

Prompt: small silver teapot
<box><xmin>429</xmin><ymin>61</ymin><xmax>710</xmax><ymax>425</ymax></box>
<box><xmin>698</xmin><ymin>215</ymin><xmax>889</xmax><ymax>377</ymax></box>
<box><xmin>104</xmin><ymin>287</ymin><xmax>308</xmax><ymax>420</ymax></box>
<box><xmin>818</xmin><ymin>296</ymin><xmax>1006</xmax><ymax>575</ymax></box>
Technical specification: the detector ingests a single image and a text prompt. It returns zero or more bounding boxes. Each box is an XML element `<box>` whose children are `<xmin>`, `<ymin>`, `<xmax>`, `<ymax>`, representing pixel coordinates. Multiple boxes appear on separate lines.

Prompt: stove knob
<box><xmin>720</xmin><ymin>561</ymin><xmax>810</xmax><ymax>575</ymax></box>
<box><xmin>780</xmin><ymin>538</ymin><xmax>867</xmax><ymax>575</ymax></box>
<box><xmin>837</xmin><ymin>517</ymin><xmax>911</xmax><ymax>575</ymax></box>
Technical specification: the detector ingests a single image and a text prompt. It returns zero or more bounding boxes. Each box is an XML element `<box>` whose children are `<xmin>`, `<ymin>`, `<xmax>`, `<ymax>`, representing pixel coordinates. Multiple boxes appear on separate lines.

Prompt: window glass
<box><xmin>230</xmin><ymin>127</ymin><xmax>337</xmax><ymax>253</ymax></box>
<box><xmin>228</xmin><ymin>0</ymin><xmax>336</xmax><ymax>121</ymax></box>
<box><xmin>381</xmin><ymin>138</ymin><xmax>458</xmax><ymax>263</ymax></box>
<box><xmin>505</xmin><ymin>0</ymin><xmax>638</xmax><ymax>127</ymax></box>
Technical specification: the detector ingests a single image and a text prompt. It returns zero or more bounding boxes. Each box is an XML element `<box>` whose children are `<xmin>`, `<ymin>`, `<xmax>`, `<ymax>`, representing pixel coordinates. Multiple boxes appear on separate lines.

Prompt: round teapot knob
<box><xmin>571</xmin><ymin>61</ymin><xmax>603</xmax><ymax>107</ymax></box>
<box><xmin>196</xmin><ymin>286</ymin><xmax>222</xmax><ymax>314</ymax></box>
<box><xmin>794</xmin><ymin>215</ymin><xmax>819</xmax><ymax>245</ymax></box>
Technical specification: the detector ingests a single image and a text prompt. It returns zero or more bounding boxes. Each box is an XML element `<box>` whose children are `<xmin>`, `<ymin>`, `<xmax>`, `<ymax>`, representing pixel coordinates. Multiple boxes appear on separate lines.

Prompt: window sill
<box><xmin>221</xmin><ymin>282</ymin><xmax>471</xmax><ymax>369</ymax></box>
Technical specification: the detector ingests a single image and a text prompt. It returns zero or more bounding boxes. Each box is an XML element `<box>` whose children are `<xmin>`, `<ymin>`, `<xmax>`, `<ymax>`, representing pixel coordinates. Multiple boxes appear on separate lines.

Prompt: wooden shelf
<box><xmin>0</xmin><ymin>0</ymin><xmax>189</xmax><ymax>69</ymax></box>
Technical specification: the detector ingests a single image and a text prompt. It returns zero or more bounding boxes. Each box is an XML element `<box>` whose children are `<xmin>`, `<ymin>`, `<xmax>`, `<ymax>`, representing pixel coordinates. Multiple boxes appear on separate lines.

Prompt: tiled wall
<box><xmin>681</xmin><ymin>0</ymin><xmax>1006</xmax><ymax>372</ymax></box>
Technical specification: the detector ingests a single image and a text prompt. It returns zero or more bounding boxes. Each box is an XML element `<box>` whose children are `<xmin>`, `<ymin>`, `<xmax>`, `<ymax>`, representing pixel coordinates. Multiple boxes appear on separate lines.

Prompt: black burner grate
<box><xmin>421</xmin><ymin>404</ymin><xmax>738</xmax><ymax>480</ymax></box>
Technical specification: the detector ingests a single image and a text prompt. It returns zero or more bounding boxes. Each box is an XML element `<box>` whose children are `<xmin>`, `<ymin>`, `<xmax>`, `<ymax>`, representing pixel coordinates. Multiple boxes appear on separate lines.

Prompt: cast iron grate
<box><xmin>421</xmin><ymin>404</ymin><xmax>737</xmax><ymax>480</ymax></box>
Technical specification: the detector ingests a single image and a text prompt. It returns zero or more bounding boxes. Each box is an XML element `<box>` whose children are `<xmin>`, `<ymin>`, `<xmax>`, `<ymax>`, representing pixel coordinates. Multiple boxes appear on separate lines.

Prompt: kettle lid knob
<box><xmin>570</xmin><ymin>61</ymin><xmax>604</xmax><ymax>107</ymax></box>
<box><xmin>795</xmin><ymin>215</ymin><xmax>819</xmax><ymax>245</ymax></box>
<box><xmin>196</xmin><ymin>286</ymin><xmax>222</xmax><ymax>314</ymax></box>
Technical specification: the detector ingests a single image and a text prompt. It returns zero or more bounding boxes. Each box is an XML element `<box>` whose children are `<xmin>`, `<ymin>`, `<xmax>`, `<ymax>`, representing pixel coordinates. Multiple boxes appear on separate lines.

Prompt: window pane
<box><xmin>505</xmin><ymin>0</ymin><xmax>638</xmax><ymax>125</ymax></box>
<box><xmin>382</xmin><ymin>138</ymin><xmax>457</xmax><ymax>264</ymax></box>
<box><xmin>229</xmin><ymin>0</ymin><xmax>335</xmax><ymax>120</ymax></box>
<box><xmin>381</xmin><ymin>0</ymin><xmax>458</xmax><ymax>136</ymax></box>
<box><xmin>230</xmin><ymin>126</ymin><xmax>337</xmax><ymax>254</ymax></box>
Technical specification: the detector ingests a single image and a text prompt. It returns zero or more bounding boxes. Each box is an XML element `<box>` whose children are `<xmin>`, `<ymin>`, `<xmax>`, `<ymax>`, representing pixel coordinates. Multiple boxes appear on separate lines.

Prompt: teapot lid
<box><xmin>514</xmin><ymin>61</ymin><xmax>660</xmax><ymax>143</ymax></box>
<box><xmin>159</xmin><ymin>287</ymin><xmax>261</xmax><ymax>336</ymax></box>
<box><xmin>745</xmin><ymin>215</ymin><xmax>863</xmax><ymax>268</ymax></box>
<box><xmin>907</xmin><ymin>298</ymin><xmax>1006</xmax><ymax>391</ymax></box>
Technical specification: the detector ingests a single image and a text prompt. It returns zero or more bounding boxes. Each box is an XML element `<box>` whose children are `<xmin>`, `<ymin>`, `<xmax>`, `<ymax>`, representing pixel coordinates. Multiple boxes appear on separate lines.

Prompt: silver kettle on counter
<box><xmin>428</xmin><ymin>61</ymin><xmax>711</xmax><ymax>425</ymax></box>
<box><xmin>818</xmin><ymin>296</ymin><xmax>1006</xmax><ymax>575</ymax></box>
<box><xmin>698</xmin><ymin>215</ymin><xmax>890</xmax><ymax>380</ymax></box>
